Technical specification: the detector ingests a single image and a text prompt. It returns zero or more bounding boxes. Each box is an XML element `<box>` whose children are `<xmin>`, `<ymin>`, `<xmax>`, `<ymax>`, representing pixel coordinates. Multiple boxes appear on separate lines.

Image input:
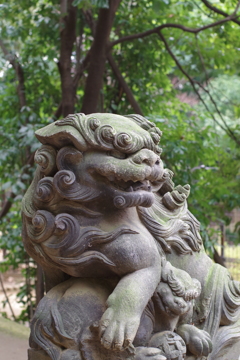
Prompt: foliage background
<box><xmin>1</xmin><ymin>0</ymin><xmax>240</xmax><ymax>320</ymax></box>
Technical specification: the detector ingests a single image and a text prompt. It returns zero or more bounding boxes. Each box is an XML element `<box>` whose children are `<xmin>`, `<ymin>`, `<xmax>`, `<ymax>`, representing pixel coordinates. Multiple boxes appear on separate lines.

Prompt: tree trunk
<box><xmin>213</xmin><ymin>247</ymin><xmax>226</xmax><ymax>267</ymax></box>
<box><xmin>59</xmin><ymin>0</ymin><xmax>77</xmax><ymax>117</ymax></box>
<box><xmin>81</xmin><ymin>0</ymin><xmax>121</xmax><ymax>114</ymax></box>
<box><xmin>107</xmin><ymin>53</ymin><xmax>143</xmax><ymax>115</ymax></box>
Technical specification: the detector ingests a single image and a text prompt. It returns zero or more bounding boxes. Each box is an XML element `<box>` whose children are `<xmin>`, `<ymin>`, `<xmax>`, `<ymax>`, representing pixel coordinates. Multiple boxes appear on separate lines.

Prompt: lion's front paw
<box><xmin>99</xmin><ymin>307</ymin><xmax>140</xmax><ymax>351</ymax></box>
<box><xmin>135</xmin><ymin>347</ymin><xmax>167</xmax><ymax>360</ymax></box>
<box><xmin>177</xmin><ymin>324</ymin><xmax>212</xmax><ymax>357</ymax></box>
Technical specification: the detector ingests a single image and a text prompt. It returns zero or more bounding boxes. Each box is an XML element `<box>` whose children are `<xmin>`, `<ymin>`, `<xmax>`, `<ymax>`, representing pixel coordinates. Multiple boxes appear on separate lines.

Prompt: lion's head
<box><xmin>21</xmin><ymin>113</ymin><xmax>171</xmax><ymax>278</ymax></box>
<box><xmin>33</xmin><ymin>113</ymin><xmax>166</xmax><ymax>211</ymax></box>
<box><xmin>21</xmin><ymin>113</ymin><xmax>202</xmax><ymax>280</ymax></box>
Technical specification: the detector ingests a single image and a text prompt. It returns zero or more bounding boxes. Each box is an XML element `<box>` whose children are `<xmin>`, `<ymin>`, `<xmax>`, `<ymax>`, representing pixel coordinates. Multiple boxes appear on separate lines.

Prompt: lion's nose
<box><xmin>131</xmin><ymin>149</ymin><xmax>160</xmax><ymax>167</ymax></box>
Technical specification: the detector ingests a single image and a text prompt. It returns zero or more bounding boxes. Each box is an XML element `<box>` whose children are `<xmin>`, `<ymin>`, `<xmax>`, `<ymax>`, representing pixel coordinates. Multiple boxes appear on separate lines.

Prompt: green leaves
<box><xmin>1</xmin><ymin>0</ymin><xmax>240</xmax><ymax>321</ymax></box>
<box><xmin>150</xmin><ymin>93</ymin><xmax>240</xmax><ymax>242</ymax></box>
<box><xmin>72</xmin><ymin>0</ymin><xmax>109</xmax><ymax>8</ymax></box>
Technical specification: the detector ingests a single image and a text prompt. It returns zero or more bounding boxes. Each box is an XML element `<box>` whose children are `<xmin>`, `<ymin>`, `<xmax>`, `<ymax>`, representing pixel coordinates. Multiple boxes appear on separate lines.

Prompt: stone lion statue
<box><xmin>22</xmin><ymin>113</ymin><xmax>240</xmax><ymax>360</ymax></box>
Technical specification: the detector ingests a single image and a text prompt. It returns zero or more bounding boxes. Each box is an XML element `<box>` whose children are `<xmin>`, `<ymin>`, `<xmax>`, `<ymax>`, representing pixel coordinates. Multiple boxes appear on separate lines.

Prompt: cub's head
<box><xmin>153</xmin><ymin>262</ymin><xmax>201</xmax><ymax>317</ymax></box>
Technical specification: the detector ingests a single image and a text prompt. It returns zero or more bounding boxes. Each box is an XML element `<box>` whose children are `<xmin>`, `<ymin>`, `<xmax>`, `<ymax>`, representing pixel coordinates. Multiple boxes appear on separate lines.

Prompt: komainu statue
<box><xmin>22</xmin><ymin>113</ymin><xmax>240</xmax><ymax>360</ymax></box>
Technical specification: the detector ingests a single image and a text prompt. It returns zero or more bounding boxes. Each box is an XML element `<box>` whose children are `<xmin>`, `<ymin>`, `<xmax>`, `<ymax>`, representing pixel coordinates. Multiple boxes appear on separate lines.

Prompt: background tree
<box><xmin>1</xmin><ymin>0</ymin><xmax>240</xmax><ymax>319</ymax></box>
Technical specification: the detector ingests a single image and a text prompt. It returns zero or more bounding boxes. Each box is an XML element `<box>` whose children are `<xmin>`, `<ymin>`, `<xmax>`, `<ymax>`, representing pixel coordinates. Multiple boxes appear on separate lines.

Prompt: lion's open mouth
<box><xmin>106</xmin><ymin>176</ymin><xmax>152</xmax><ymax>193</ymax></box>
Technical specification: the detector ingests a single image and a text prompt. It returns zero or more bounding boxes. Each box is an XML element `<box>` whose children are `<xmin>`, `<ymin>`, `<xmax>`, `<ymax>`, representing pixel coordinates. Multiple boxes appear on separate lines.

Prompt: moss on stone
<box><xmin>0</xmin><ymin>316</ymin><xmax>30</xmax><ymax>339</ymax></box>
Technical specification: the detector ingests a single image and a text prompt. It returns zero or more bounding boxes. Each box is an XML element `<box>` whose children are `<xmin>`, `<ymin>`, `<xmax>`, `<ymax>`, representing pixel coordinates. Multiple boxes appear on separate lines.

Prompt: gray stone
<box><xmin>22</xmin><ymin>113</ymin><xmax>240</xmax><ymax>360</ymax></box>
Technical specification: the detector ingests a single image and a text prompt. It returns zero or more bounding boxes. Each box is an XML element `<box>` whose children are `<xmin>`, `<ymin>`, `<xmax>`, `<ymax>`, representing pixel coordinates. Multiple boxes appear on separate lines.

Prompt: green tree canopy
<box><xmin>1</xmin><ymin>0</ymin><xmax>240</xmax><ymax>271</ymax></box>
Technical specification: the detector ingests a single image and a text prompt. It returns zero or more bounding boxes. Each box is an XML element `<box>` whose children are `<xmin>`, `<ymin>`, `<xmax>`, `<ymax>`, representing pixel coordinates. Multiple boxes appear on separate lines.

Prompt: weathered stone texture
<box><xmin>22</xmin><ymin>113</ymin><xmax>240</xmax><ymax>360</ymax></box>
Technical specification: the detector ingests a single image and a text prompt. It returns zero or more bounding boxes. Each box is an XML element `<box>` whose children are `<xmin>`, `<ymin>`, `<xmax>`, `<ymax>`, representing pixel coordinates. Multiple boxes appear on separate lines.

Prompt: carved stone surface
<box><xmin>22</xmin><ymin>113</ymin><xmax>240</xmax><ymax>360</ymax></box>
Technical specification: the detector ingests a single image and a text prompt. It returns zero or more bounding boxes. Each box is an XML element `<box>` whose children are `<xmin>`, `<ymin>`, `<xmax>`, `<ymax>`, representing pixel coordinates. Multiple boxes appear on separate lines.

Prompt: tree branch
<box><xmin>201</xmin><ymin>0</ymin><xmax>240</xmax><ymax>26</ymax></box>
<box><xmin>195</xmin><ymin>35</ymin><xmax>210</xmax><ymax>85</ymax></box>
<box><xmin>192</xmin><ymin>0</ymin><xmax>215</xmax><ymax>18</ymax></box>
<box><xmin>73</xmin><ymin>50</ymin><xmax>91</xmax><ymax>91</ymax></box>
<box><xmin>53</xmin><ymin>103</ymin><xmax>63</xmax><ymax>120</ymax></box>
<box><xmin>0</xmin><ymin>41</ymin><xmax>28</xmax><ymax>219</ymax></box>
<box><xmin>107</xmin><ymin>53</ymin><xmax>143</xmax><ymax>115</ymax></box>
<box><xmin>0</xmin><ymin>192</ymin><xmax>15</xmax><ymax>220</ymax></box>
<box><xmin>81</xmin><ymin>2</ymin><xmax>142</xmax><ymax>114</ymax></box>
<box><xmin>0</xmin><ymin>274</ymin><xmax>16</xmax><ymax>321</ymax></box>
<box><xmin>194</xmin><ymin>35</ymin><xmax>240</xmax><ymax>144</ymax></box>
<box><xmin>157</xmin><ymin>31</ymin><xmax>240</xmax><ymax>147</ymax></box>
<box><xmin>81</xmin><ymin>0</ymin><xmax>121</xmax><ymax>114</ymax></box>
<box><xmin>82</xmin><ymin>8</ymin><xmax>96</xmax><ymax>34</ymax></box>
<box><xmin>213</xmin><ymin>247</ymin><xmax>226</xmax><ymax>267</ymax></box>
<box><xmin>110</xmin><ymin>8</ymin><xmax>240</xmax><ymax>48</ymax></box>
<box><xmin>76</xmin><ymin>10</ymin><xmax>84</xmax><ymax>70</ymax></box>
<box><xmin>52</xmin><ymin>50</ymin><xmax>91</xmax><ymax>121</ymax></box>
<box><xmin>196</xmin><ymin>81</ymin><xmax>240</xmax><ymax>145</ymax></box>
<box><xmin>0</xmin><ymin>151</ymin><xmax>35</xmax><ymax>220</ymax></box>
<box><xmin>0</xmin><ymin>39</ymin><xmax>27</xmax><ymax>109</ymax></box>
<box><xmin>59</xmin><ymin>0</ymin><xmax>77</xmax><ymax>117</ymax></box>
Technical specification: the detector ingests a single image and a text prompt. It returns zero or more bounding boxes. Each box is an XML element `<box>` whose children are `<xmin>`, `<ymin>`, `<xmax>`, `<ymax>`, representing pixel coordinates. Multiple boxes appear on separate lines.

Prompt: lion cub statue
<box><xmin>134</xmin><ymin>261</ymin><xmax>212</xmax><ymax>360</ymax></box>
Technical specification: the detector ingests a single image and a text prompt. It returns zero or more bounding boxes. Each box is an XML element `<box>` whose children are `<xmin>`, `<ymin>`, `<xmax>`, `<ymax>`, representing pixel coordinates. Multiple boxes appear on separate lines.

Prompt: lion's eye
<box><xmin>107</xmin><ymin>150</ymin><xmax>127</xmax><ymax>159</ymax></box>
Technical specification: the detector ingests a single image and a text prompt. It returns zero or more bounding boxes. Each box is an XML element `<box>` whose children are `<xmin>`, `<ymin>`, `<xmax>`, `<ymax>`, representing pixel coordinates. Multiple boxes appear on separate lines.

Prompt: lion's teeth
<box><xmin>126</xmin><ymin>186</ymin><xmax>133</xmax><ymax>192</ymax></box>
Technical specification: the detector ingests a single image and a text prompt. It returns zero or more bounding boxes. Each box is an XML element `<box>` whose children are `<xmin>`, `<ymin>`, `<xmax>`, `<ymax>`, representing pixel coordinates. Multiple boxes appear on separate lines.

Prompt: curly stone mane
<box><xmin>21</xmin><ymin>113</ymin><xmax>163</xmax><ymax>276</ymax></box>
<box><xmin>22</xmin><ymin>113</ymin><xmax>202</xmax><ymax>280</ymax></box>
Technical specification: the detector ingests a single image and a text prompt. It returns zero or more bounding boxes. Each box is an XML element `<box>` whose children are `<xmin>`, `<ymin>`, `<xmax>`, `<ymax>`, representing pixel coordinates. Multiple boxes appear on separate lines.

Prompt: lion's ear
<box><xmin>56</xmin><ymin>146</ymin><xmax>83</xmax><ymax>171</ymax></box>
<box><xmin>35</xmin><ymin>122</ymin><xmax>87</xmax><ymax>151</ymax></box>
